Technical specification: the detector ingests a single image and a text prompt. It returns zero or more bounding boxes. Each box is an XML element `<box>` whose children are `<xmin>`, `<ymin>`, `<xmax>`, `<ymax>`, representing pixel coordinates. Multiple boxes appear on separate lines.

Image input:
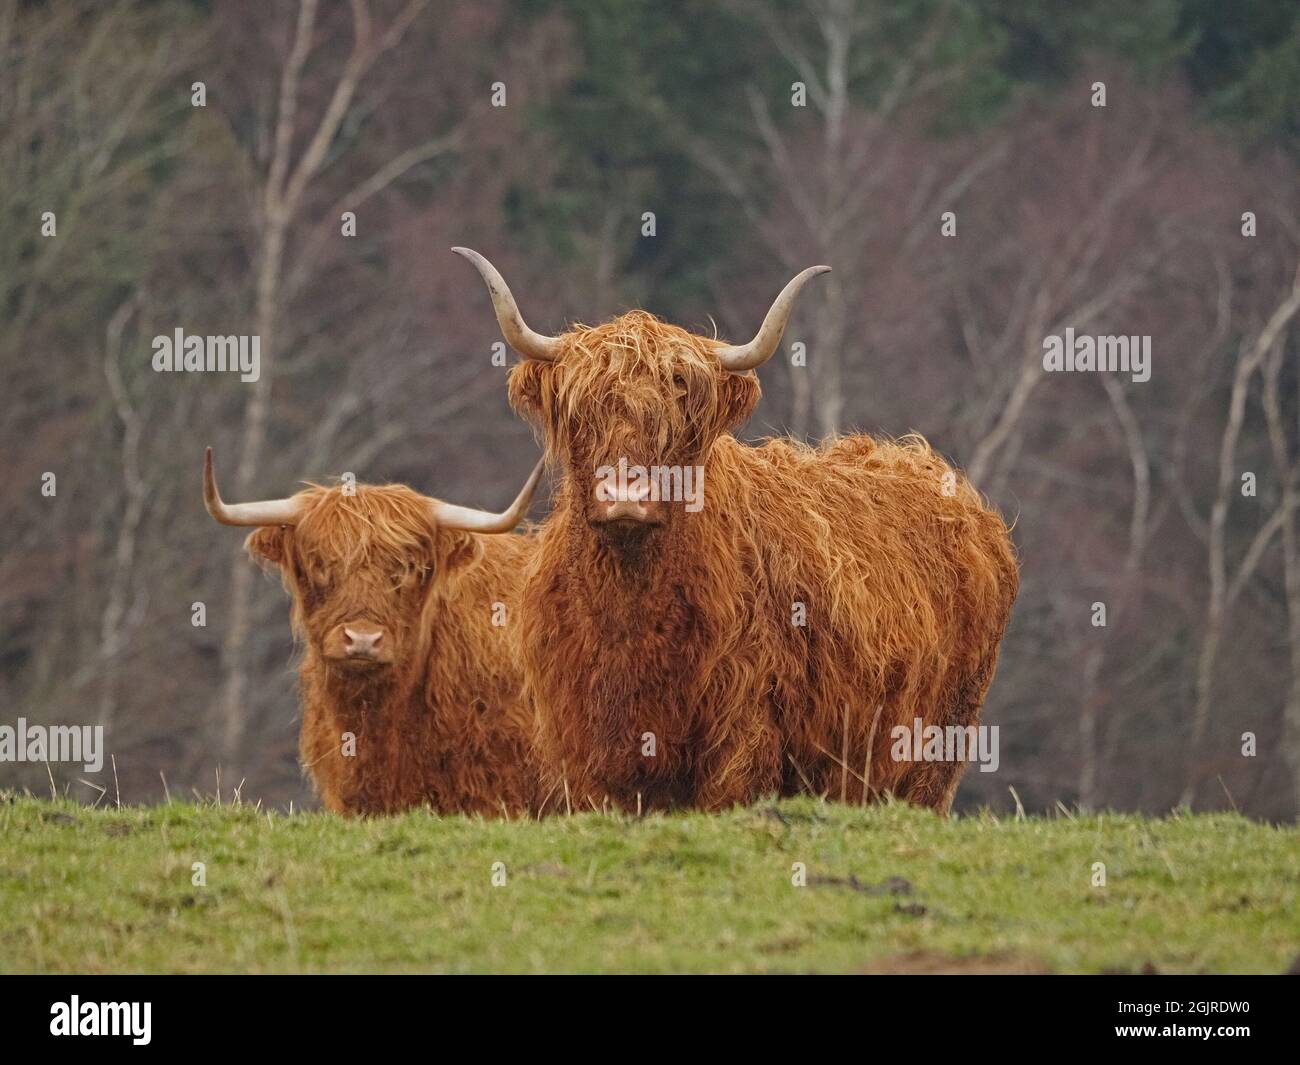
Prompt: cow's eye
<box><xmin>394</xmin><ymin>562</ymin><xmax>429</xmax><ymax>589</ymax></box>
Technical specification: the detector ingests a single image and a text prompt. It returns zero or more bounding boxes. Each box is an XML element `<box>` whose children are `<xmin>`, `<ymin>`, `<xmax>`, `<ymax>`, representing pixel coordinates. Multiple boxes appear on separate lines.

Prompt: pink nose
<box><xmin>598</xmin><ymin>479</ymin><xmax>654</xmax><ymax>520</ymax></box>
<box><xmin>602</xmin><ymin>498</ymin><xmax>651</xmax><ymax>521</ymax></box>
<box><xmin>343</xmin><ymin>627</ymin><xmax>384</xmax><ymax>655</ymax></box>
<box><xmin>596</xmin><ymin>478</ymin><xmax>653</xmax><ymax>503</ymax></box>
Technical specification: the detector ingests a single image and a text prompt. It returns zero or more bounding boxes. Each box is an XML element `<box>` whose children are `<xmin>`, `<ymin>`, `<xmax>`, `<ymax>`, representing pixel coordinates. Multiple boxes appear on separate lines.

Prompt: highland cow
<box><xmin>455</xmin><ymin>248</ymin><xmax>1018</xmax><ymax>814</ymax></box>
<box><xmin>203</xmin><ymin>448</ymin><xmax>544</xmax><ymax>817</ymax></box>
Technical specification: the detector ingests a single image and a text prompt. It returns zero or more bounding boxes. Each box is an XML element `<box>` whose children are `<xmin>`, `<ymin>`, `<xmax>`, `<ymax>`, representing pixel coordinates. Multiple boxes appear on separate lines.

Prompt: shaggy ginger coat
<box><xmin>246</xmin><ymin>483</ymin><xmax>539</xmax><ymax>817</ymax></box>
<box><xmin>510</xmin><ymin>311</ymin><xmax>1018</xmax><ymax>813</ymax></box>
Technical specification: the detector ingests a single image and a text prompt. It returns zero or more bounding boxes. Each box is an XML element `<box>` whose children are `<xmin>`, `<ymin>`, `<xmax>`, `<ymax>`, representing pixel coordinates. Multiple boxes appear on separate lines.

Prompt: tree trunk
<box><xmin>215</xmin><ymin>221</ymin><xmax>285</xmax><ymax>764</ymax></box>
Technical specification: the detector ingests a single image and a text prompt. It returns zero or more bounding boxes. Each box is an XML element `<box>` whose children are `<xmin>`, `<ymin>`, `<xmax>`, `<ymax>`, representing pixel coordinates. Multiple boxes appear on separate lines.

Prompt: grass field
<box><xmin>2</xmin><ymin>792</ymin><xmax>1297</xmax><ymax>974</ymax></box>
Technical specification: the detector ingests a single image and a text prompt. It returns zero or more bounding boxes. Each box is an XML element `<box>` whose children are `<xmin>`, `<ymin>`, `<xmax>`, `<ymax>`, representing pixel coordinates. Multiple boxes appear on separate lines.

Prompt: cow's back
<box><xmin>714</xmin><ymin>433</ymin><xmax>1018</xmax><ymax>805</ymax></box>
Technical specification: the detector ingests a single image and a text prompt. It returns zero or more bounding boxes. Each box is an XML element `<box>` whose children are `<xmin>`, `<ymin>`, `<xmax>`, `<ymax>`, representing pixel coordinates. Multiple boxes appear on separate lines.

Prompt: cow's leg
<box><xmin>693</xmin><ymin>715</ymin><xmax>782</xmax><ymax>811</ymax></box>
<box><xmin>892</xmin><ymin>759</ymin><xmax>963</xmax><ymax>814</ymax></box>
<box><xmin>299</xmin><ymin>703</ymin><xmax>345</xmax><ymax>813</ymax></box>
<box><xmin>892</xmin><ymin>655</ymin><xmax>999</xmax><ymax>814</ymax></box>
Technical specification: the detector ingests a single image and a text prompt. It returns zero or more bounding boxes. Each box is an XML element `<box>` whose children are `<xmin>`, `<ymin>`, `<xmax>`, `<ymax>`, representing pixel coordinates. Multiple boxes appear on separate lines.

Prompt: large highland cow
<box><xmin>455</xmin><ymin>248</ymin><xmax>1018</xmax><ymax>814</ymax></box>
<box><xmin>203</xmin><ymin>448</ymin><xmax>544</xmax><ymax>817</ymax></box>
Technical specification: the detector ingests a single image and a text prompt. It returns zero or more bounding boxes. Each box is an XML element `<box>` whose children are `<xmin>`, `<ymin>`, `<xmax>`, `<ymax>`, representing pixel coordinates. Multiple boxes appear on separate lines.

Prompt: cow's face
<box><xmin>204</xmin><ymin>447</ymin><xmax>540</xmax><ymax>686</ymax></box>
<box><xmin>455</xmin><ymin>248</ymin><xmax>826</xmax><ymax>548</ymax></box>
<box><xmin>246</xmin><ymin>486</ymin><xmax>480</xmax><ymax>682</ymax></box>
<box><xmin>509</xmin><ymin>313</ymin><xmax>759</xmax><ymax>542</ymax></box>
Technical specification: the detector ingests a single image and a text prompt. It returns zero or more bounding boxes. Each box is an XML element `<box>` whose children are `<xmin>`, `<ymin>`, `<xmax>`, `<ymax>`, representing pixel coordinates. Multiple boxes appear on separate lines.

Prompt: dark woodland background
<box><xmin>3</xmin><ymin>0</ymin><xmax>1299</xmax><ymax>818</ymax></box>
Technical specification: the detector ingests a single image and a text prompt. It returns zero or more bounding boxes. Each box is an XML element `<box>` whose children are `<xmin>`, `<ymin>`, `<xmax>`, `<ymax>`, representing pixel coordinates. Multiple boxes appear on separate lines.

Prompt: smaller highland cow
<box><xmin>203</xmin><ymin>448</ymin><xmax>544</xmax><ymax>817</ymax></box>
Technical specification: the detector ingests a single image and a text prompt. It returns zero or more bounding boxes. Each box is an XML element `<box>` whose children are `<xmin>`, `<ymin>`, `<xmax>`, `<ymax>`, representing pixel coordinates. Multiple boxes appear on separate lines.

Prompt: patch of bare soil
<box><xmin>861</xmin><ymin>951</ymin><xmax>1052</xmax><ymax>974</ymax></box>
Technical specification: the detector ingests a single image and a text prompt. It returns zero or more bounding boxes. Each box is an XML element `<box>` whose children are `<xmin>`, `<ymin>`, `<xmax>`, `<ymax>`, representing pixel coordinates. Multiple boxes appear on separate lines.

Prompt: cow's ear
<box><xmin>507</xmin><ymin>360</ymin><xmax>545</xmax><ymax>421</ymax></box>
<box><xmin>245</xmin><ymin>526</ymin><xmax>288</xmax><ymax>570</ymax></box>
<box><xmin>716</xmin><ymin>371</ymin><xmax>760</xmax><ymax>433</ymax></box>
<box><xmin>438</xmin><ymin>530</ymin><xmax>484</xmax><ymax>578</ymax></box>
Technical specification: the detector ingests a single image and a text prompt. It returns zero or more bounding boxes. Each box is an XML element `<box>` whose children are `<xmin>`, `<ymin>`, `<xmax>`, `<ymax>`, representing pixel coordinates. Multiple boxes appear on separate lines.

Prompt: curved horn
<box><xmin>451</xmin><ymin>247</ymin><xmax>561</xmax><ymax>362</ymax></box>
<box><xmin>430</xmin><ymin>456</ymin><xmax>546</xmax><ymax>534</ymax></box>
<box><xmin>714</xmin><ymin>265</ymin><xmax>831</xmax><ymax>372</ymax></box>
<box><xmin>203</xmin><ymin>447</ymin><xmax>302</xmax><ymax>527</ymax></box>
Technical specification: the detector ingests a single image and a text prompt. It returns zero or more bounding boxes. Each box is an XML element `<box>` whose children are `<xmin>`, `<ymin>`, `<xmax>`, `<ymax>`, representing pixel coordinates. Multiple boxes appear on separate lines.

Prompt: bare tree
<box><xmin>1074</xmin><ymin>376</ymin><xmax>1151</xmax><ymax>809</ymax></box>
<box><xmin>213</xmin><ymin>0</ymin><xmax>467</xmax><ymax>766</ymax></box>
<box><xmin>1183</xmin><ymin>267</ymin><xmax>1300</xmax><ymax>807</ymax></box>
<box><xmin>97</xmin><ymin>295</ymin><xmax>146</xmax><ymax>732</ymax></box>
<box><xmin>659</xmin><ymin>0</ymin><xmax>1001</xmax><ymax>437</ymax></box>
<box><xmin>964</xmin><ymin>113</ymin><xmax>1163</xmax><ymax>488</ymax></box>
<box><xmin>1254</xmin><ymin>269</ymin><xmax>1300</xmax><ymax>817</ymax></box>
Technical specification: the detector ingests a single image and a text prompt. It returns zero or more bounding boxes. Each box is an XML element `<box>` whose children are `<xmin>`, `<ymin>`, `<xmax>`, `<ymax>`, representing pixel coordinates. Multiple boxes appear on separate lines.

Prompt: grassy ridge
<box><xmin>1</xmin><ymin>794</ymin><xmax>1297</xmax><ymax>974</ymax></box>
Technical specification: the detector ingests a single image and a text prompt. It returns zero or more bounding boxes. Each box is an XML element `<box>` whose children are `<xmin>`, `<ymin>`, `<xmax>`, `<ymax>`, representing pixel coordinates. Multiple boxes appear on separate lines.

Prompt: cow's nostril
<box><xmin>601</xmin><ymin>498</ymin><xmax>652</xmax><ymax>522</ymax></box>
<box><xmin>343</xmin><ymin>627</ymin><xmax>383</xmax><ymax>652</ymax></box>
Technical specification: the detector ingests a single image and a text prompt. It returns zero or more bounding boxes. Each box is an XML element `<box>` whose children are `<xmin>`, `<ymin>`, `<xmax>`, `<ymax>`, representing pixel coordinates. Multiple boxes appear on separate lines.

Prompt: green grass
<box><xmin>1</xmin><ymin>792</ymin><xmax>1297</xmax><ymax>973</ymax></box>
